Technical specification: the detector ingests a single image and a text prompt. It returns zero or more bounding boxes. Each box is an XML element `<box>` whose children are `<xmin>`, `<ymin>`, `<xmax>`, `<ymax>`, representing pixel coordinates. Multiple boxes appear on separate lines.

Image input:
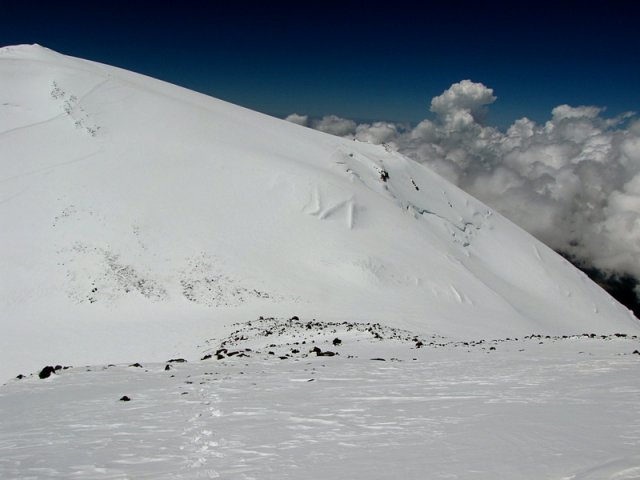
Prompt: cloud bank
<box><xmin>287</xmin><ymin>81</ymin><xmax>640</xmax><ymax>294</ymax></box>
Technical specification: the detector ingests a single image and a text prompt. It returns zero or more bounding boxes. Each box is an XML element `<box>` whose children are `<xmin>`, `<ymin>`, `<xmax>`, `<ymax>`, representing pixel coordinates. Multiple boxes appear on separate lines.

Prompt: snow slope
<box><xmin>0</xmin><ymin>44</ymin><xmax>638</xmax><ymax>380</ymax></box>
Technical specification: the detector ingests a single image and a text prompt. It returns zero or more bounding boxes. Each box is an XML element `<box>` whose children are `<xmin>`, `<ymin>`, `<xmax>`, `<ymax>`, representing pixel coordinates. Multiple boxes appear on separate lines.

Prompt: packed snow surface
<box><xmin>0</xmin><ymin>44</ymin><xmax>638</xmax><ymax>382</ymax></box>
<box><xmin>2</xmin><ymin>318</ymin><xmax>640</xmax><ymax>479</ymax></box>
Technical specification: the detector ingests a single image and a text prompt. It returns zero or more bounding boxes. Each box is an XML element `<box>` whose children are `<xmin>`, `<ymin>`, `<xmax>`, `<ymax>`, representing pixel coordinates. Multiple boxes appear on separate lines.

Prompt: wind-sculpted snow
<box><xmin>2</xmin><ymin>318</ymin><xmax>640</xmax><ymax>479</ymax></box>
<box><xmin>0</xmin><ymin>45</ymin><xmax>638</xmax><ymax>381</ymax></box>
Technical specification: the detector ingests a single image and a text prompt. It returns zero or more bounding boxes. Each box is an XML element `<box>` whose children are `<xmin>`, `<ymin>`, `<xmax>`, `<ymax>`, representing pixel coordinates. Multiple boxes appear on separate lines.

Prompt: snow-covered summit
<box><xmin>0</xmin><ymin>45</ymin><xmax>637</xmax><ymax>380</ymax></box>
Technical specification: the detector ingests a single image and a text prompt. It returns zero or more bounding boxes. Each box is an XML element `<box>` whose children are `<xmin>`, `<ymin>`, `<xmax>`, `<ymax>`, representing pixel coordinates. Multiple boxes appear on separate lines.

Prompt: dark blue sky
<box><xmin>1</xmin><ymin>1</ymin><xmax>637</xmax><ymax>127</ymax></box>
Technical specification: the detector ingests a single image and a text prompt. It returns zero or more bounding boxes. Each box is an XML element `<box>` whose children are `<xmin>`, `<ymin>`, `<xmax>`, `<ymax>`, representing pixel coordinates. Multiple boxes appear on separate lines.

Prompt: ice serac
<box><xmin>0</xmin><ymin>44</ymin><xmax>637</xmax><ymax>379</ymax></box>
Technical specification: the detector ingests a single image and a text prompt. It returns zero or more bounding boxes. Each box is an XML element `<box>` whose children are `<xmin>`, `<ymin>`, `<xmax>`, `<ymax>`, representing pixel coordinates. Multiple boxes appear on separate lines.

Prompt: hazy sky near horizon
<box><xmin>1</xmin><ymin>1</ymin><xmax>637</xmax><ymax>126</ymax></box>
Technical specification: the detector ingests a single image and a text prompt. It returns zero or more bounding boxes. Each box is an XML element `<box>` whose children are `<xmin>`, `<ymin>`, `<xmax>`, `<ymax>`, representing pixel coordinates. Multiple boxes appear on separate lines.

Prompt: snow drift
<box><xmin>0</xmin><ymin>45</ymin><xmax>637</xmax><ymax>380</ymax></box>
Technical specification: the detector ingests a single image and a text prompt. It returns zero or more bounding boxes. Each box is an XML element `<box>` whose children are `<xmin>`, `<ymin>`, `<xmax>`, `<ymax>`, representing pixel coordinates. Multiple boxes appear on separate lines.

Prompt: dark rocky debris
<box><xmin>18</xmin><ymin>317</ymin><xmax>638</xmax><ymax>382</ymax></box>
<box><xmin>38</xmin><ymin>366</ymin><xmax>56</xmax><ymax>379</ymax></box>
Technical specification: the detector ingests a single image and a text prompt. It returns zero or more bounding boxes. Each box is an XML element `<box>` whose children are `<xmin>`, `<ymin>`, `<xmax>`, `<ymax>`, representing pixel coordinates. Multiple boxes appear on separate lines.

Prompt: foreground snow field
<box><xmin>2</xmin><ymin>318</ymin><xmax>640</xmax><ymax>480</ymax></box>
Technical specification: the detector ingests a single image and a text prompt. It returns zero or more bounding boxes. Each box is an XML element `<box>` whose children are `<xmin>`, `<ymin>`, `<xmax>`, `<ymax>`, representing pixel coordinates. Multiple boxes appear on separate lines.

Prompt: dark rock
<box><xmin>290</xmin><ymin>316</ymin><xmax>299</xmax><ymax>321</ymax></box>
<box><xmin>318</xmin><ymin>351</ymin><xmax>336</xmax><ymax>357</ymax></box>
<box><xmin>16</xmin><ymin>374</ymin><xmax>24</xmax><ymax>380</ymax></box>
<box><xmin>633</xmin><ymin>350</ymin><xmax>640</xmax><ymax>355</ymax></box>
<box><xmin>489</xmin><ymin>347</ymin><xmax>496</xmax><ymax>351</ymax></box>
<box><xmin>369</xmin><ymin>329</ymin><xmax>382</xmax><ymax>339</ymax></box>
<box><xmin>370</xmin><ymin>358</ymin><xmax>386</xmax><ymax>361</ymax></box>
<box><xmin>54</xmin><ymin>365</ymin><xmax>62</xmax><ymax>371</ymax></box>
<box><xmin>167</xmin><ymin>358</ymin><xmax>187</xmax><ymax>363</ymax></box>
<box><xmin>415</xmin><ymin>341</ymin><xmax>424</xmax><ymax>348</ymax></box>
<box><xmin>129</xmin><ymin>363</ymin><xmax>143</xmax><ymax>368</ymax></box>
<box><xmin>201</xmin><ymin>354</ymin><xmax>212</xmax><ymax>361</ymax></box>
<box><xmin>332</xmin><ymin>338</ymin><xmax>342</xmax><ymax>346</ymax></box>
<box><xmin>39</xmin><ymin>366</ymin><xmax>56</xmax><ymax>379</ymax></box>
<box><xmin>165</xmin><ymin>365</ymin><xmax>171</xmax><ymax>371</ymax></box>
<box><xmin>120</xmin><ymin>396</ymin><xmax>131</xmax><ymax>402</ymax></box>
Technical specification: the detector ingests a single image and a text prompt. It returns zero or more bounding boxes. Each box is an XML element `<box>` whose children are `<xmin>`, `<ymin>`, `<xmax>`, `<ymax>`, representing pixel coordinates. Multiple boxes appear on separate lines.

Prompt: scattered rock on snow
<box><xmin>39</xmin><ymin>366</ymin><xmax>56</xmax><ymax>379</ymax></box>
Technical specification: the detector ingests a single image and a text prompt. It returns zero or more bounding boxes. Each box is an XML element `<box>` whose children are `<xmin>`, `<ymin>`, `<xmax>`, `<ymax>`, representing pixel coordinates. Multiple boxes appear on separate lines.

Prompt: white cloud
<box><xmin>311</xmin><ymin>115</ymin><xmax>357</xmax><ymax>136</ymax></box>
<box><xmin>354</xmin><ymin>122</ymin><xmax>398</xmax><ymax>144</ymax></box>
<box><xmin>285</xmin><ymin>113</ymin><xmax>309</xmax><ymax>126</ymax></box>
<box><xmin>551</xmin><ymin>104</ymin><xmax>603</xmax><ymax>121</ymax></box>
<box><xmin>289</xmin><ymin>80</ymin><xmax>640</xmax><ymax>291</ymax></box>
<box><xmin>430</xmin><ymin>79</ymin><xmax>496</xmax><ymax>124</ymax></box>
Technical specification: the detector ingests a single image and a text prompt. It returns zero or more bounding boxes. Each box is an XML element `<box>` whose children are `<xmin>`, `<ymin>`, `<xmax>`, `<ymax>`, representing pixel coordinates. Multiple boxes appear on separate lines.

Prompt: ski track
<box><xmin>1</xmin><ymin>338</ymin><xmax>640</xmax><ymax>480</ymax></box>
<box><xmin>0</xmin><ymin>150</ymin><xmax>101</xmax><ymax>184</ymax></box>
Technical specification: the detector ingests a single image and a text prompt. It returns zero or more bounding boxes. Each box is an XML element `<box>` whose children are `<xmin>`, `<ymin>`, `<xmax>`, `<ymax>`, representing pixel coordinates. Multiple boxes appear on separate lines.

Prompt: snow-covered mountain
<box><xmin>0</xmin><ymin>44</ymin><xmax>638</xmax><ymax>381</ymax></box>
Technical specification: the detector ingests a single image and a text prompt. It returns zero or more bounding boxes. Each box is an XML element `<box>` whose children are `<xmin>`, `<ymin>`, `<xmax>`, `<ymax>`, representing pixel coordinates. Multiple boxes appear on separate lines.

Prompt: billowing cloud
<box><xmin>430</xmin><ymin>79</ymin><xmax>497</xmax><ymax>125</ymax></box>
<box><xmin>354</xmin><ymin>121</ymin><xmax>399</xmax><ymax>144</ymax></box>
<box><xmin>289</xmin><ymin>81</ymin><xmax>640</xmax><ymax>298</ymax></box>
<box><xmin>312</xmin><ymin>115</ymin><xmax>357</xmax><ymax>136</ymax></box>
<box><xmin>286</xmin><ymin>114</ymin><xmax>358</xmax><ymax>136</ymax></box>
<box><xmin>284</xmin><ymin>113</ymin><xmax>309</xmax><ymax>126</ymax></box>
